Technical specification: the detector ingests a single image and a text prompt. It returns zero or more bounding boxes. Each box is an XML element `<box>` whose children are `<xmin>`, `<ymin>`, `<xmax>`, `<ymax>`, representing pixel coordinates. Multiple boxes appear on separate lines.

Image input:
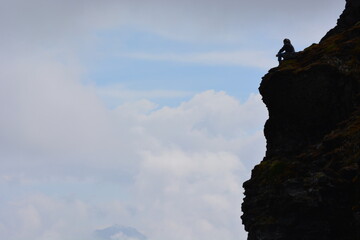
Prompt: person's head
<box><xmin>283</xmin><ymin>38</ymin><xmax>291</xmax><ymax>44</ymax></box>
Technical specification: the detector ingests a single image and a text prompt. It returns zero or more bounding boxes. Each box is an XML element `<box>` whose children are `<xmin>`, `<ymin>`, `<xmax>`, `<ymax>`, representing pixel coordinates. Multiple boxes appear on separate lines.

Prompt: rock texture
<box><xmin>242</xmin><ymin>1</ymin><xmax>360</xmax><ymax>239</ymax></box>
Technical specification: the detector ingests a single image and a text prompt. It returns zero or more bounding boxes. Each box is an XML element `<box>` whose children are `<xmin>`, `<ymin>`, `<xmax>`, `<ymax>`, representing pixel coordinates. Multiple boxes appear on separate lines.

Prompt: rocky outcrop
<box><xmin>322</xmin><ymin>0</ymin><xmax>360</xmax><ymax>41</ymax></box>
<box><xmin>242</xmin><ymin>2</ymin><xmax>360</xmax><ymax>240</ymax></box>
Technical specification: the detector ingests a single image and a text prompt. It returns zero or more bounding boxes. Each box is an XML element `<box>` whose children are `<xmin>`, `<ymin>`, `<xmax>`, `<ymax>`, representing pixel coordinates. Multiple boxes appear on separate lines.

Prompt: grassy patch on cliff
<box><xmin>252</xmin><ymin>157</ymin><xmax>301</xmax><ymax>185</ymax></box>
<box><xmin>277</xmin><ymin>24</ymin><xmax>360</xmax><ymax>74</ymax></box>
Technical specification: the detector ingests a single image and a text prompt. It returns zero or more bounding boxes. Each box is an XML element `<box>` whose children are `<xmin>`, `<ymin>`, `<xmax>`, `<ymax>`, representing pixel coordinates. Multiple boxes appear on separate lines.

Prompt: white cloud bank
<box><xmin>0</xmin><ymin>52</ymin><xmax>267</xmax><ymax>240</ymax></box>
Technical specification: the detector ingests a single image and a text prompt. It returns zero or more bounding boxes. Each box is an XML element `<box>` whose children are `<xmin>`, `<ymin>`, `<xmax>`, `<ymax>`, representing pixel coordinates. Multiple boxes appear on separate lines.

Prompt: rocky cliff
<box><xmin>242</xmin><ymin>1</ymin><xmax>360</xmax><ymax>239</ymax></box>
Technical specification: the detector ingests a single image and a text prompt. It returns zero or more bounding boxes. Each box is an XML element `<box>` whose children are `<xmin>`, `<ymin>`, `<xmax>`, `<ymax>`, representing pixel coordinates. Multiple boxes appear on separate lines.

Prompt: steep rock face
<box><xmin>242</xmin><ymin>2</ymin><xmax>360</xmax><ymax>240</ymax></box>
<box><xmin>322</xmin><ymin>0</ymin><xmax>360</xmax><ymax>40</ymax></box>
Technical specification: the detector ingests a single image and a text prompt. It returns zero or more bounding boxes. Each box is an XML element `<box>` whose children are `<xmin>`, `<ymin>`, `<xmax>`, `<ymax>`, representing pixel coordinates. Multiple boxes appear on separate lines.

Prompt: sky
<box><xmin>0</xmin><ymin>1</ymin><xmax>345</xmax><ymax>240</ymax></box>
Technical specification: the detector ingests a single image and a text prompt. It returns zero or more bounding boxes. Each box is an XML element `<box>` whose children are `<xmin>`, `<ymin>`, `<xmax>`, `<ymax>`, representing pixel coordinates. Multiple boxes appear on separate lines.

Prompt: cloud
<box><xmin>0</xmin><ymin>0</ymin><xmax>344</xmax><ymax>52</ymax></box>
<box><xmin>0</xmin><ymin>0</ymin><xmax>345</xmax><ymax>81</ymax></box>
<box><xmin>124</xmin><ymin>92</ymin><xmax>266</xmax><ymax>240</ymax></box>
<box><xmin>94</xmin><ymin>225</ymin><xmax>147</xmax><ymax>240</ymax></box>
<box><xmin>96</xmin><ymin>84</ymin><xmax>194</xmax><ymax>108</ymax></box>
<box><xmin>0</xmin><ymin>52</ymin><xmax>266</xmax><ymax>239</ymax></box>
<box><xmin>132</xmin><ymin>150</ymin><xmax>245</xmax><ymax>240</ymax></box>
<box><xmin>0</xmin><ymin>194</ymin><xmax>94</xmax><ymax>240</ymax></box>
<box><xmin>121</xmin><ymin>50</ymin><xmax>274</xmax><ymax>69</ymax></box>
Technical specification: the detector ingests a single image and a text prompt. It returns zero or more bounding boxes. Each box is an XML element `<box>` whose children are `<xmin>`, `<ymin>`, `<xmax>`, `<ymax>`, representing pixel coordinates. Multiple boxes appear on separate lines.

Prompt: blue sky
<box><xmin>85</xmin><ymin>29</ymin><xmax>269</xmax><ymax>108</ymax></box>
<box><xmin>0</xmin><ymin>1</ymin><xmax>345</xmax><ymax>240</ymax></box>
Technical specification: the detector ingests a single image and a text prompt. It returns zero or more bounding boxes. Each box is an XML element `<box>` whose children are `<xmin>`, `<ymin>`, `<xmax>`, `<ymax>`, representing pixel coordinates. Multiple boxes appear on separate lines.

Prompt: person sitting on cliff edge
<box><xmin>276</xmin><ymin>38</ymin><xmax>295</xmax><ymax>64</ymax></box>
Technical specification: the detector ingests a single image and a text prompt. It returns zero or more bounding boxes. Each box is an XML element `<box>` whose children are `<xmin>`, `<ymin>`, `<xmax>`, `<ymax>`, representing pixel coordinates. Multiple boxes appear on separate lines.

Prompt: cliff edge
<box><xmin>242</xmin><ymin>1</ymin><xmax>360</xmax><ymax>239</ymax></box>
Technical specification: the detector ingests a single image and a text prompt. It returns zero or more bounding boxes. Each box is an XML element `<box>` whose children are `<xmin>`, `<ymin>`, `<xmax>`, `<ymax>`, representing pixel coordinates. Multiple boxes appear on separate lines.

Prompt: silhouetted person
<box><xmin>276</xmin><ymin>38</ymin><xmax>295</xmax><ymax>64</ymax></box>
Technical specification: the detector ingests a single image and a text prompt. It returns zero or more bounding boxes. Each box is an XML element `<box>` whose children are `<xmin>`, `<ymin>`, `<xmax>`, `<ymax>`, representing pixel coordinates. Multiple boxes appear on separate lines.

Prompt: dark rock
<box><xmin>242</xmin><ymin>1</ymin><xmax>360</xmax><ymax>239</ymax></box>
<box><xmin>322</xmin><ymin>0</ymin><xmax>360</xmax><ymax>41</ymax></box>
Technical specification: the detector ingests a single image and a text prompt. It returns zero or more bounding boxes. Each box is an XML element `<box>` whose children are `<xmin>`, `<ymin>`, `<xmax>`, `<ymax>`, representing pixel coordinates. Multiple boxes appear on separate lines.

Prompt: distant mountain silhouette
<box><xmin>94</xmin><ymin>224</ymin><xmax>147</xmax><ymax>240</ymax></box>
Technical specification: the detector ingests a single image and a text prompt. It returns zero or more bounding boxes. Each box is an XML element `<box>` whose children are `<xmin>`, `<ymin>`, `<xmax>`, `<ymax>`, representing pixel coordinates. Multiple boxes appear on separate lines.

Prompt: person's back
<box><xmin>276</xmin><ymin>38</ymin><xmax>295</xmax><ymax>64</ymax></box>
